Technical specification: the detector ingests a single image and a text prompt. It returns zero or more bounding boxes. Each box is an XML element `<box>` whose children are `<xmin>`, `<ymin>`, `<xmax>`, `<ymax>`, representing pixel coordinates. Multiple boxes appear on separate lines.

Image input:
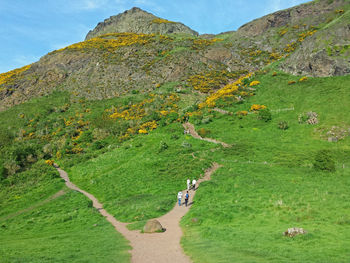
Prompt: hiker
<box><xmin>187</xmin><ymin>179</ymin><xmax>190</xmax><ymax>190</ymax></box>
<box><xmin>192</xmin><ymin>179</ymin><xmax>197</xmax><ymax>190</ymax></box>
<box><xmin>185</xmin><ymin>191</ymin><xmax>189</xmax><ymax>207</ymax></box>
<box><xmin>177</xmin><ymin>191</ymin><xmax>183</xmax><ymax>206</ymax></box>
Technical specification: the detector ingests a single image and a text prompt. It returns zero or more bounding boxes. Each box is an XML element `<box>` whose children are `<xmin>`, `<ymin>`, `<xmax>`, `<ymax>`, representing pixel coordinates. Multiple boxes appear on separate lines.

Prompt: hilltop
<box><xmin>86</xmin><ymin>7</ymin><xmax>198</xmax><ymax>39</ymax></box>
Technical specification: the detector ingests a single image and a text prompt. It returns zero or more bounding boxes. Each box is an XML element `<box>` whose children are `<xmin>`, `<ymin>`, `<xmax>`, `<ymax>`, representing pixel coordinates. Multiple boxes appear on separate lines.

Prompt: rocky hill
<box><xmin>280</xmin><ymin>8</ymin><xmax>350</xmax><ymax>76</ymax></box>
<box><xmin>0</xmin><ymin>0</ymin><xmax>349</xmax><ymax>111</ymax></box>
<box><xmin>237</xmin><ymin>0</ymin><xmax>347</xmax><ymax>36</ymax></box>
<box><xmin>85</xmin><ymin>7</ymin><xmax>198</xmax><ymax>40</ymax></box>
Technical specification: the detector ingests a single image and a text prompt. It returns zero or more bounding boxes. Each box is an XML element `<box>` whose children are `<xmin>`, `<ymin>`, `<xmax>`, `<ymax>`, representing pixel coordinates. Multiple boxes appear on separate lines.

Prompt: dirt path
<box><xmin>1</xmin><ymin>190</ymin><xmax>66</xmax><ymax>221</ymax></box>
<box><xmin>213</xmin><ymin>107</ymin><xmax>231</xmax><ymax>115</ymax></box>
<box><xmin>56</xmin><ymin>162</ymin><xmax>221</xmax><ymax>263</ymax></box>
<box><xmin>183</xmin><ymin>122</ymin><xmax>231</xmax><ymax>148</ymax></box>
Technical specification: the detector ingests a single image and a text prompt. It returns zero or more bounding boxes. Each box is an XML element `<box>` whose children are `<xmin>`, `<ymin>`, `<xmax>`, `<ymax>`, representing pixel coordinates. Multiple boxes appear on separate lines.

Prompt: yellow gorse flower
<box><xmin>249</xmin><ymin>80</ymin><xmax>260</xmax><ymax>87</ymax></box>
<box><xmin>0</xmin><ymin>65</ymin><xmax>31</xmax><ymax>86</ymax></box>
<box><xmin>151</xmin><ymin>18</ymin><xmax>176</xmax><ymax>24</ymax></box>
<box><xmin>52</xmin><ymin>33</ymin><xmax>155</xmax><ymax>54</ymax></box>
<box><xmin>199</xmin><ymin>73</ymin><xmax>252</xmax><ymax>109</ymax></box>
<box><xmin>45</xmin><ymin>160</ymin><xmax>54</xmax><ymax>166</ymax></box>
<box><xmin>250</xmin><ymin>104</ymin><xmax>266</xmax><ymax>111</ymax></box>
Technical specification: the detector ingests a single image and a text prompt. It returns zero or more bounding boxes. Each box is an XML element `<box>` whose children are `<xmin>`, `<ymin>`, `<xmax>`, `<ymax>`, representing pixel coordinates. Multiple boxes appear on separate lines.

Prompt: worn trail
<box><xmin>0</xmin><ymin>190</ymin><xmax>66</xmax><ymax>222</ymax></box>
<box><xmin>183</xmin><ymin>122</ymin><xmax>231</xmax><ymax>148</ymax></box>
<box><xmin>56</xmin><ymin>161</ymin><xmax>221</xmax><ymax>263</ymax></box>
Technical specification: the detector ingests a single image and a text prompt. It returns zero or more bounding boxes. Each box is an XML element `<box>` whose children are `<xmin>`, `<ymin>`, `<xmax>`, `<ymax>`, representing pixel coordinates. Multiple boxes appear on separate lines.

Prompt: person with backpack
<box><xmin>177</xmin><ymin>191</ymin><xmax>183</xmax><ymax>206</ymax></box>
<box><xmin>185</xmin><ymin>191</ymin><xmax>189</xmax><ymax>207</ymax></box>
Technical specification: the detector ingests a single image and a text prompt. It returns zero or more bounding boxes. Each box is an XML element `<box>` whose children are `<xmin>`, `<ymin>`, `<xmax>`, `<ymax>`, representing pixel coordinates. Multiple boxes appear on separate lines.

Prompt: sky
<box><xmin>0</xmin><ymin>0</ymin><xmax>309</xmax><ymax>73</ymax></box>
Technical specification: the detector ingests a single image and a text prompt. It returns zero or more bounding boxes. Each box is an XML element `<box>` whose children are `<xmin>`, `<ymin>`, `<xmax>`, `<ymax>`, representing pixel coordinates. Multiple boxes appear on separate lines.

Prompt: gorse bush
<box><xmin>198</xmin><ymin>128</ymin><xmax>211</xmax><ymax>137</ymax></box>
<box><xmin>257</xmin><ymin>108</ymin><xmax>272</xmax><ymax>122</ymax></box>
<box><xmin>313</xmin><ymin>150</ymin><xmax>336</xmax><ymax>172</ymax></box>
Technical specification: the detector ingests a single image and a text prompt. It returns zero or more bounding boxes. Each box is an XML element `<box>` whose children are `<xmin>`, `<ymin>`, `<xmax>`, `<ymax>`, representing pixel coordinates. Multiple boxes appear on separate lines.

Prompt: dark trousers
<box><xmin>185</xmin><ymin>198</ymin><xmax>188</xmax><ymax>206</ymax></box>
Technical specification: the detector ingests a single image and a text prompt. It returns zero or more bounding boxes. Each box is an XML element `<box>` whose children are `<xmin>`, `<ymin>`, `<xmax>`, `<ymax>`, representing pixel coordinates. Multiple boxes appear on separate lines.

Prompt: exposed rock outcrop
<box><xmin>280</xmin><ymin>9</ymin><xmax>350</xmax><ymax>77</ymax></box>
<box><xmin>237</xmin><ymin>0</ymin><xmax>347</xmax><ymax>37</ymax></box>
<box><xmin>283</xmin><ymin>227</ymin><xmax>307</xmax><ymax>237</ymax></box>
<box><xmin>86</xmin><ymin>7</ymin><xmax>198</xmax><ymax>40</ymax></box>
<box><xmin>143</xmin><ymin>219</ymin><xmax>164</xmax><ymax>233</ymax></box>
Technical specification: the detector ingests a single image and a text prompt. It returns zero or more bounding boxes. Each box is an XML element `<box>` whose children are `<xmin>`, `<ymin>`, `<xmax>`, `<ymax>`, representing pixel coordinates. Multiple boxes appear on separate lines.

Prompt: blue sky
<box><xmin>0</xmin><ymin>0</ymin><xmax>309</xmax><ymax>73</ymax></box>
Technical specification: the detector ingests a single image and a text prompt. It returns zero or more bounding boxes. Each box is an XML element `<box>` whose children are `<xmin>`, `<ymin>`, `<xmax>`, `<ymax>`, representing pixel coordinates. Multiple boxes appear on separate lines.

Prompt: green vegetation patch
<box><xmin>69</xmin><ymin>123</ymin><xmax>214</xmax><ymax>223</ymax></box>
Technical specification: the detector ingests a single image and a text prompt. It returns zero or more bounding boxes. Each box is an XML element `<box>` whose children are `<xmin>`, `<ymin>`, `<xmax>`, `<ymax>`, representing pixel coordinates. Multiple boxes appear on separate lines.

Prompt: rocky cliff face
<box><xmin>85</xmin><ymin>7</ymin><xmax>198</xmax><ymax>40</ymax></box>
<box><xmin>236</xmin><ymin>0</ymin><xmax>350</xmax><ymax>77</ymax></box>
<box><xmin>280</xmin><ymin>9</ymin><xmax>350</xmax><ymax>77</ymax></box>
<box><xmin>237</xmin><ymin>0</ymin><xmax>347</xmax><ymax>37</ymax></box>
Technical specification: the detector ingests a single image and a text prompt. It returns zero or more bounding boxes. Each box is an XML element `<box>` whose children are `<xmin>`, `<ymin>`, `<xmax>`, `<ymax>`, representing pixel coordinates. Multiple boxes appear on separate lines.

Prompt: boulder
<box><xmin>143</xmin><ymin>219</ymin><xmax>164</xmax><ymax>233</ymax></box>
<box><xmin>283</xmin><ymin>227</ymin><xmax>307</xmax><ymax>237</ymax></box>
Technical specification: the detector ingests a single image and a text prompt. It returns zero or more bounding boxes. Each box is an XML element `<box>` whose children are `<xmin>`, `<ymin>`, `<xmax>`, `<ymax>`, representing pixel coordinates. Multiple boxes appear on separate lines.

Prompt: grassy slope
<box><xmin>0</xmin><ymin>164</ymin><xmax>130</xmax><ymax>263</ymax></box>
<box><xmin>68</xmin><ymin>123</ymin><xmax>214</xmax><ymax>223</ymax></box>
<box><xmin>180</xmin><ymin>70</ymin><xmax>350</xmax><ymax>262</ymax></box>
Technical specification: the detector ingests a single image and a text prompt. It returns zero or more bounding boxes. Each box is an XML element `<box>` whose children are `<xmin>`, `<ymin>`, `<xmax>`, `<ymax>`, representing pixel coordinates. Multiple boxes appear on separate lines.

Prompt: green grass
<box><xmin>0</xmin><ymin>164</ymin><xmax>130</xmax><ymax>263</ymax></box>
<box><xmin>68</xmin><ymin>123</ymin><xmax>214</xmax><ymax>223</ymax></box>
<box><xmin>179</xmin><ymin>71</ymin><xmax>350</xmax><ymax>262</ymax></box>
<box><xmin>181</xmin><ymin>163</ymin><xmax>350</xmax><ymax>262</ymax></box>
<box><xmin>0</xmin><ymin>191</ymin><xmax>130</xmax><ymax>263</ymax></box>
<box><xmin>0</xmin><ymin>162</ymin><xmax>62</xmax><ymax>218</ymax></box>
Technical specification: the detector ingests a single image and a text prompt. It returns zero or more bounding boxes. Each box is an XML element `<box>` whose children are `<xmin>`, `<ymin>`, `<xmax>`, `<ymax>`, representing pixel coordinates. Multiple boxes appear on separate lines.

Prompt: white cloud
<box><xmin>84</xmin><ymin>0</ymin><xmax>107</xmax><ymax>10</ymax></box>
<box><xmin>266</xmin><ymin>0</ymin><xmax>282</xmax><ymax>13</ymax></box>
<box><xmin>66</xmin><ymin>0</ymin><xmax>110</xmax><ymax>11</ymax></box>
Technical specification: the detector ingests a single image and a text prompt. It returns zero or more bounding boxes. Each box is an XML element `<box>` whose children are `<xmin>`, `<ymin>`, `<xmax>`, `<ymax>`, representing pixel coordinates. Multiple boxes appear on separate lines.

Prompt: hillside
<box><xmin>1</xmin><ymin>0</ymin><xmax>350</xmax><ymax>262</ymax></box>
<box><xmin>1</xmin><ymin>1</ymin><xmax>350</xmax><ymax>111</ymax></box>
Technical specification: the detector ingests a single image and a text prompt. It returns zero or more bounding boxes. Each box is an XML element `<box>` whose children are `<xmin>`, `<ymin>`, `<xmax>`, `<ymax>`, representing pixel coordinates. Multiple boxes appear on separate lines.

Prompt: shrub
<box><xmin>45</xmin><ymin>160</ymin><xmax>55</xmax><ymax>166</ymax></box>
<box><xmin>92</xmin><ymin>140</ymin><xmax>108</xmax><ymax>150</ymax></box>
<box><xmin>250</xmin><ymin>104</ymin><xmax>266</xmax><ymax>111</ymax></box>
<box><xmin>0</xmin><ymin>128</ymin><xmax>13</xmax><ymax>148</ymax></box>
<box><xmin>313</xmin><ymin>150</ymin><xmax>335</xmax><ymax>172</ymax></box>
<box><xmin>201</xmin><ymin>117</ymin><xmax>212</xmax><ymax>124</ymax></box>
<box><xmin>298</xmin><ymin>113</ymin><xmax>309</xmax><ymax>124</ymax></box>
<box><xmin>198</xmin><ymin>128</ymin><xmax>211</xmax><ymax>137</ymax></box>
<box><xmin>75</xmin><ymin>130</ymin><xmax>93</xmax><ymax>143</ymax></box>
<box><xmin>165</xmin><ymin>112</ymin><xmax>179</xmax><ymax>124</ymax></box>
<box><xmin>257</xmin><ymin>109</ymin><xmax>272</xmax><ymax>122</ymax></box>
<box><xmin>11</xmin><ymin>143</ymin><xmax>39</xmax><ymax>168</ymax></box>
<box><xmin>0</xmin><ymin>160</ymin><xmax>6</xmax><ymax>180</ymax></box>
<box><xmin>236</xmin><ymin>111</ymin><xmax>248</xmax><ymax>118</ymax></box>
<box><xmin>31</xmin><ymin>160</ymin><xmax>60</xmax><ymax>178</ymax></box>
<box><xmin>278</xmin><ymin>121</ymin><xmax>289</xmax><ymax>130</ymax></box>
<box><xmin>249</xmin><ymin>80</ymin><xmax>260</xmax><ymax>87</ymax></box>
<box><xmin>4</xmin><ymin>160</ymin><xmax>20</xmax><ymax>176</ymax></box>
<box><xmin>158</xmin><ymin>142</ymin><xmax>169</xmax><ymax>152</ymax></box>
<box><xmin>171</xmin><ymin>134</ymin><xmax>179</xmax><ymax>140</ymax></box>
<box><xmin>182</xmin><ymin>141</ymin><xmax>192</xmax><ymax>148</ymax></box>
